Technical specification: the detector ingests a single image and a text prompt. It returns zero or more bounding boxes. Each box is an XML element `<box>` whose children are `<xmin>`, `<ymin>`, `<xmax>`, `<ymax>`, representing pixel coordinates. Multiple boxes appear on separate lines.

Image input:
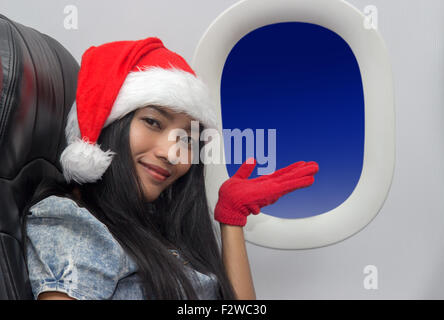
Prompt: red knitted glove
<box><xmin>214</xmin><ymin>157</ymin><xmax>319</xmax><ymax>226</ymax></box>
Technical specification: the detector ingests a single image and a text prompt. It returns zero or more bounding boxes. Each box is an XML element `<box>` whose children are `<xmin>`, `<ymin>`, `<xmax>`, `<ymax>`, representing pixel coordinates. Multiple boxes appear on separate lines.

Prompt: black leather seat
<box><xmin>0</xmin><ymin>14</ymin><xmax>79</xmax><ymax>299</ymax></box>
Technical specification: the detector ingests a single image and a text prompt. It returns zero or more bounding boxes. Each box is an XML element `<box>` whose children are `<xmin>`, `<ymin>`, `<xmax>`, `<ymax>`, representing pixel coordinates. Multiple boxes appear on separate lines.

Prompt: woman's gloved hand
<box><xmin>214</xmin><ymin>157</ymin><xmax>319</xmax><ymax>227</ymax></box>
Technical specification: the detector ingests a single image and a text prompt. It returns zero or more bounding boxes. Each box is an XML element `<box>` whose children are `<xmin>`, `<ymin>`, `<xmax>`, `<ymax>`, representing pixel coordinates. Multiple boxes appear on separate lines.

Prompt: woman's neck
<box><xmin>72</xmin><ymin>187</ymin><xmax>81</xmax><ymax>200</ymax></box>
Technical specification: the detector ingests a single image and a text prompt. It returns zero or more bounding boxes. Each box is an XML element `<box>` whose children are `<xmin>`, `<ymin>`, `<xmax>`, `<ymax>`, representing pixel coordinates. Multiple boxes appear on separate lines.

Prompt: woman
<box><xmin>24</xmin><ymin>37</ymin><xmax>319</xmax><ymax>300</ymax></box>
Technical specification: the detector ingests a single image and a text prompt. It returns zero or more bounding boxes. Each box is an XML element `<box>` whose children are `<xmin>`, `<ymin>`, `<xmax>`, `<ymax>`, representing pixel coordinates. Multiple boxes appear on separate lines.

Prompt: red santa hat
<box><xmin>60</xmin><ymin>37</ymin><xmax>218</xmax><ymax>184</ymax></box>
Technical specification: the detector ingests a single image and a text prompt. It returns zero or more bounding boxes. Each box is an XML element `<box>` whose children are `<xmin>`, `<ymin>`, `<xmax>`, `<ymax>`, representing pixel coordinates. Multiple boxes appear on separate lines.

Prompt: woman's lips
<box><xmin>140</xmin><ymin>162</ymin><xmax>170</xmax><ymax>182</ymax></box>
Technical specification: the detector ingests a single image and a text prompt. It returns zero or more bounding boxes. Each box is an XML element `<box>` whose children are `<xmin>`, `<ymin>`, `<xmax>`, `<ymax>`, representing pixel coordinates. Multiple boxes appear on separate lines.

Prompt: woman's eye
<box><xmin>143</xmin><ymin>117</ymin><xmax>161</xmax><ymax>129</ymax></box>
<box><xmin>180</xmin><ymin>136</ymin><xmax>195</xmax><ymax>147</ymax></box>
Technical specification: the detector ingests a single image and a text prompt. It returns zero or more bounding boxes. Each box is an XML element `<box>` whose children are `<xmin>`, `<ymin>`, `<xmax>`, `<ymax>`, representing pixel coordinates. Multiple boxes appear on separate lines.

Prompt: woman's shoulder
<box><xmin>25</xmin><ymin>194</ymin><xmax>139</xmax><ymax>300</ymax></box>
<box><xmin>26</xmin><ymin>194</ymin><xmax>138</xmax><ymax>273</ymax></box>
<box><xmin>29</xmin><ymin>194</ymin><xmax>84</xmax><ymax>216</ymax></box>
<box><xmin>28</xmin><ymin>195</ymin><xmax>105</xmax><ymax>228</ymax></box>
<box><xmin>26</xmin><ymin>195</ymin><xmax>124</xmax><ymax>256</ymax></box>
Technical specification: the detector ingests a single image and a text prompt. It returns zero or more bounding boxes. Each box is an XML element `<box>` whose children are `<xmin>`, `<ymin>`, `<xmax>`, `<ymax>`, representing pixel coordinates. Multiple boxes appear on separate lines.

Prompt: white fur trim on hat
<box><xmin>62</xmin><ymin>103</ymin><xmax>116</xmax><ymax>184</ymax></box>
<box><xmin>60</xmin><ymin>136</ymin><xmax>116</xmax><ymax>184</ymax></box>
<box><xmin>105</xmin><ymin>66</ymin><xmax>218</xmax><ymax>129</ymax></box>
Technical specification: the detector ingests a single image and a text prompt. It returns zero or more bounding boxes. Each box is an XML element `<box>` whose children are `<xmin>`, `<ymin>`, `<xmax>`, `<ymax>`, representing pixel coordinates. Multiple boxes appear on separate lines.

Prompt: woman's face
<box><xmin>130</xmin><ymin>105</ymin><xmax>196</xmax><ymax>202</ymax></box>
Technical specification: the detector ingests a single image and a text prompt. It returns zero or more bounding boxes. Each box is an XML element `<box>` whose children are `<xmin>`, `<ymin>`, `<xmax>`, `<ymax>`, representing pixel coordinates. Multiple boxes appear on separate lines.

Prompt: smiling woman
<box><xmin>130</xmin><ymin>106</ymin><xmax>196</xmax><ymax>202</ymax></box>
<box><xmin>23</xmin><ymin>36</ymin><xmax>318</xmax><ymax>300</ymax></box>
<box><xmin>23</xmin><ymin>37</ymin><xmax>243</xmax><ymax>300</ymax></box>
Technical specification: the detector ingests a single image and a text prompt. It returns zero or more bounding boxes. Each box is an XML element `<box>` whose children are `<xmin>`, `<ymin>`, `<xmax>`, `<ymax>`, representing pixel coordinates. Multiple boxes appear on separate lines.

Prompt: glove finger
<box><xmin>246</xmin><ymin>164</ymin><xmax>318</xmax><ymax>202</ymax></box>
<box><xmin>278</xmin><ymin>176</ymin><xmax>316</xmax><ymax>196</ymax></box>
<box><xmin>260</xmin><ymin>176</ymin><xmax>315</xmax><ymax>203</ymax></box>
<box><xmin>253</xmin><ymin>161</ymin><xmax>306</xmax><ymax>182</ymax></box>
<box><xmin>248</xmin><ymin>176</ymin><xmax>314</xmax><ymax>208</ymax></box>
<box><xmin>272</xmin><ymin>163</ymin><xmax>319</xmax><ymax>184</ymax></box>
<box><xmin>232</xmin><ymin>157</ymin><xmax>257</xmax><ymax>179</ymax></box>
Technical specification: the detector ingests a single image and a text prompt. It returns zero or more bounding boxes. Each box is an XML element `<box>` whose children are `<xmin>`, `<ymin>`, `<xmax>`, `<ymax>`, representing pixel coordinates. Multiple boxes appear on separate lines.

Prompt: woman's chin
<box><xmin>142</xmin><ymin>189</ymin><xmax>161</xmax><ymax>202</ymax></box>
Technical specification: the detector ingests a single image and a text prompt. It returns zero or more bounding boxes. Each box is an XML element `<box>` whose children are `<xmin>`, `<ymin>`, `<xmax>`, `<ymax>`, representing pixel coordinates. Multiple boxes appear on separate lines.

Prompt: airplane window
<box><xmin>221</xmin><ymin>22</ymin><xmax>364</xmax><ymax>218</ymax></box>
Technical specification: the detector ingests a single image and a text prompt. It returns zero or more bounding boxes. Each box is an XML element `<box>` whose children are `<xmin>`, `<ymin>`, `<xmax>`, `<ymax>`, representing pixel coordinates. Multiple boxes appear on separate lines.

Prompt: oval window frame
<box><xmin>192</xmin><ymin>0</ymin><xmax>395</xmax><ymax>249</ymax></box>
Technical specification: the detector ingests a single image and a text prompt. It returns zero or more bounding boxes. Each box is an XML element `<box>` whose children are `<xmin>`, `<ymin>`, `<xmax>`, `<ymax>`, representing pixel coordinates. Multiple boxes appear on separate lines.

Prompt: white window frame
<box><xmin>193</xmin><ymin>0</ymin><xmax>395</xmax><ymax>249</ymax></box>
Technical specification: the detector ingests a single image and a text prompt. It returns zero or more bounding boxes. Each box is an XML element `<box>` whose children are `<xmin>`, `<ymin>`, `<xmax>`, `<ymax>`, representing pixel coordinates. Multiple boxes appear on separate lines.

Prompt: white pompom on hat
<box><xmin>60</xmin><ymin>37</ymin><xmax>218</xmax><ymax>184</ymax></box>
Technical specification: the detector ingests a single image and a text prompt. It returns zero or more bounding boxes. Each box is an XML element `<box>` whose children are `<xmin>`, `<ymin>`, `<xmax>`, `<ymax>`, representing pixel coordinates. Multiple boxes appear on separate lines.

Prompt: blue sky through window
<box><xmin>221</xmin><ymin>22</ymin><xmax>364</xmax><ymax>219</ymax></box>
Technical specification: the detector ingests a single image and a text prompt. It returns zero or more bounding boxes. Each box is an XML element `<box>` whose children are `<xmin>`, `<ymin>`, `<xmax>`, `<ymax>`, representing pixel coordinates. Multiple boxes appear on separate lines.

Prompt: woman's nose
<box><xmin>153</xmin><ymin>131</ymin><xmax>186</xmax><ymax>165</ymax></box>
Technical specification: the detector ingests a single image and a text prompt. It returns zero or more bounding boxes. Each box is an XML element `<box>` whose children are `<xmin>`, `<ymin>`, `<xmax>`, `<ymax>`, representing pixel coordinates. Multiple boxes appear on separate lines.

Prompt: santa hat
<box><xmin>60</xmin><ymin>37</ymin><xmax>218</xmax><ymax>184</ymax></box>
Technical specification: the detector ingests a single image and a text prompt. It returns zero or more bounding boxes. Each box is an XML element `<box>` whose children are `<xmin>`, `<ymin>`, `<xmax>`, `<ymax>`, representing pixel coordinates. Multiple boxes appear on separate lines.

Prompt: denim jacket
<box><xmin>25</xmin><ymin>195</ymin><xmax>221</xmax><ymax>300</ymax></box>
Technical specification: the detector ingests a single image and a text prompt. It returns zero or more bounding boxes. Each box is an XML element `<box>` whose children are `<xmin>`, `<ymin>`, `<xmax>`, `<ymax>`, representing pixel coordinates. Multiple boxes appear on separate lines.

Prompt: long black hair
<box><xmin>24</xmin><ymin>109</ymin><xmax>236</xmax><ymax>300</ymax></box>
